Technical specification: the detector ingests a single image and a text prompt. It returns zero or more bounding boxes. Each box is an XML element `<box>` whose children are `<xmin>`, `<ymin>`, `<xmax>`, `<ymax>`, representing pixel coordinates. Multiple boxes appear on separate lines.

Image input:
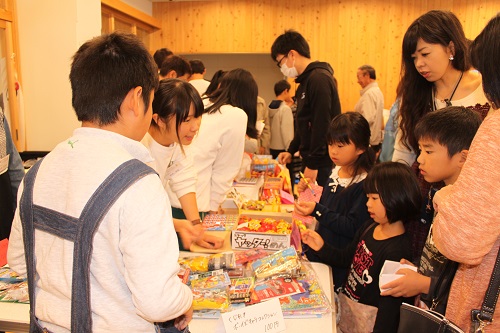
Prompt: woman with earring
<box><xmin>392</xmin><ymin>10</ymin><xmax>491</xmax><ymax>261</ymax></box>
<box><xmin>142</xmin><ymin>79</ymin><xmax>224</xmax><ymax>250</ymax></box>
<box><xmin>394</xmin><ymin>10</ymin><xmax>491</xmax><ymax>166</ymax></box>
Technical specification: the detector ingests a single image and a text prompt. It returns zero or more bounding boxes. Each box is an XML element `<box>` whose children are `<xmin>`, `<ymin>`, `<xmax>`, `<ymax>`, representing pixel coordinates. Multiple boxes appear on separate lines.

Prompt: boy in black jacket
<box><xmin>271</xmin><ymin>30</ymin><xmax>341</xmax><ymax>187</ymax></box>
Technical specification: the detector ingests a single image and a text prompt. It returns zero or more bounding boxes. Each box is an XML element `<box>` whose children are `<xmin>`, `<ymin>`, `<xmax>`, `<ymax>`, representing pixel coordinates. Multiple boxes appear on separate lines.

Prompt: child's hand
<box><xmin>302</xmin><ymin>167</ymin><xmax>318</xmax><ymax>185</ymax></box>
<box><xmin>296</xmin><ymin>178</ymin><xmax>313</xmax><ymax>193</ymax></box>
<box><xmin>300</xmin><ymin>229</ymin><xmax>324</xmax><ymax>251</ymax></box>
<box><xmin>278</xmin><ymin>152</ymin><xmax>292</xmax><ymax>165</ymax></box>
<box><xmin>174</xmin><ymin>305</ymin><xmax>193</xmax><ymax>330</ymax></box>
<box><xmin>195</xmin><ymin>233</ymin><xmax>224</xmax><ymax>249</ymax></box>
<box><xmin>174</xmin><ymin>219</ymin><xmax>203</xmax><ymax>249</ymax></box>
<box><xmin>294</xmin><ymin>200</ymin><xmax>315</xmax><ymax>216</ymax></box>
<box><xmin>380</xmin><ymin>262</ymin><xmax>431</xmax><ymax>298</ymax></box>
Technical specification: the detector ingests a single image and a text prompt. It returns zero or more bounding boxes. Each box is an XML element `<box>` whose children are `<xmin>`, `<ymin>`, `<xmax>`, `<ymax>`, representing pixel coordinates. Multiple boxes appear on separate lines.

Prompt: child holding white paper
<box><xmin>294</xmin><ymin>112</ymin><xmax>375</xmax><ymax>289</ymax></box>
<box><xmin>380</xmin><ymin>107</ymin><xmax>482</xmax><ymax>315</ymax></box>
<box><xmin>301</xmin><ymin>162</ymin><xmax>421</xmax><ymax>333</ymax></box>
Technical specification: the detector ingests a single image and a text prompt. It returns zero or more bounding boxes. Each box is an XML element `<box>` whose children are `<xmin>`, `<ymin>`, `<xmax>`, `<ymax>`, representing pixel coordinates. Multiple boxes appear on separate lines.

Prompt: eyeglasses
<box><xmin>276</xmin><ymin>53</ymin><xmax>289</xmax><ymax>68</ymax></box>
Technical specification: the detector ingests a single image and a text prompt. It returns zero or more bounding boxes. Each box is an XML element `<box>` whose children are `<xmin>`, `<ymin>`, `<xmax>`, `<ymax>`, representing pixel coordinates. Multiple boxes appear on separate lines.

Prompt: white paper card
<box><xmin>379</xmin><ymin>260</ymin><xmax>417</xmax><ymax>292</ymax></box>
<box><xmin>221</xmin><ymin>298</ymin><xmax>286</xmax><ymax>333</ymax></box>
<box><xmin>256</xmin><ymin>120</ymin><xmax>265</xmax><ymax>136</ymax></box>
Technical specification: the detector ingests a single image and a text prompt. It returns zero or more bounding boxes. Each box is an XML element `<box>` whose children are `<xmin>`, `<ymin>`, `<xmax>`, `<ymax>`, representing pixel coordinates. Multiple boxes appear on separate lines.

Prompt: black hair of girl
<box><xmin>364</xmin><ymin>162</ymin><xmax>422</xmax><ymax>224</ymax></box>
<box><xmin>326</xmin><ymin>112</ymin><xmax>375</xmax><ymax>185</ymax></box>
<box><xmin>151</xmin><ymin>78</ymin><xmax>204</xmax><ymax>152</ymax></box>
<box><xmin>204</xmin><ymin>69</ymin><xmax>227</xmax><ymax>96</ymax></box>
<box><xmin>206</xmin><ymin>68</ymin><xmax>259</xmax><ymax>139</ymax></box>
<box><xmin>398</xmin><ymin>10</ymin><xmax>471</xmax><ymax>153</ymax></box>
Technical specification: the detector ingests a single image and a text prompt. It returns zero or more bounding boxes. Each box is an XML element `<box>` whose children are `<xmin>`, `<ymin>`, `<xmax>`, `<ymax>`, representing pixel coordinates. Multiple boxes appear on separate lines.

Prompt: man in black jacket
<box><xmin>271</xmin><ymin>30</ymin><xmax>341</xmax><ymax>187</ymax></box>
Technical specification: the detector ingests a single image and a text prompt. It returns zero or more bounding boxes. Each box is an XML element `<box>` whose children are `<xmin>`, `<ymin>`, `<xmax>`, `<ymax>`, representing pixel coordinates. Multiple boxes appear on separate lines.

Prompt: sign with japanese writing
<box><xmin>220</xmin><ymin>298</ymin><xmax>286</xmax><ymax>333</ymax></box>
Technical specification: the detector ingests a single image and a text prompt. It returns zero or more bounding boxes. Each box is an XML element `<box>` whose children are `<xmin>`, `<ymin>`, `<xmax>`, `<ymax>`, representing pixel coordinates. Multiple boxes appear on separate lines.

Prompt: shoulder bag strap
<box><xmin>471</xmin><ymin>245</ymin><xmax>500</xmax><ymax>328</ymax></box>
<box><xmin>429</xmin><ymin>259</ymin><xmax>458</xmax><ymax>311</ymax></box>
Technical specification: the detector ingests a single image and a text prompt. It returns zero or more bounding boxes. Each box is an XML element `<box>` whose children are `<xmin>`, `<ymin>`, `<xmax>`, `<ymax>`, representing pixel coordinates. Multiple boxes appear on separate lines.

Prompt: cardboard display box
<box><xmin>231</xmin><ymin>212</ymin><xmax>293</xmax><ymax>251</ymax></box>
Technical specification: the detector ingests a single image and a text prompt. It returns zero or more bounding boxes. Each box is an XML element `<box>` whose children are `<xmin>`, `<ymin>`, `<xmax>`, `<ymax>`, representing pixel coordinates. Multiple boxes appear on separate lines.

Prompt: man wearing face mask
<box><xmin>271</xmin><ymin>30</ymin><xmax>341</xmax><ymax>187</ymax></box>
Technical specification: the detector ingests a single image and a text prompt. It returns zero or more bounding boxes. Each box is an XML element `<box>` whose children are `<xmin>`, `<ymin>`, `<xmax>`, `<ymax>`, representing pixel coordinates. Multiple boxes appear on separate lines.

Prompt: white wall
<box><xmin>16</xmin><ymin>0</ymin><xmax>152</xmax><ymax>151</ymax></box>
<box><xmin>16</xmin><ymin>0</ymin><xmax>100</xmax><ymax>151</ymax></box>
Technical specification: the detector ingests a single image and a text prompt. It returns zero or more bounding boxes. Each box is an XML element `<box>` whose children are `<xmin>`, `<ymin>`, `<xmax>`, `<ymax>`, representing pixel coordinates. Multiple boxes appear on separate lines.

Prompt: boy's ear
<box><xmin>166</xmin><ymin>70</ymin><xmax>177</xmax><ymax>79</ymax></box>
<box><xmin>131</xmin><ymin>86</ymin><xmax>143</xmax><ymax>116</ymax></box>
<box><xmin>458</xmin><ymin>149</ymin><xmax>469</xmax><ymax>167</ymax></box>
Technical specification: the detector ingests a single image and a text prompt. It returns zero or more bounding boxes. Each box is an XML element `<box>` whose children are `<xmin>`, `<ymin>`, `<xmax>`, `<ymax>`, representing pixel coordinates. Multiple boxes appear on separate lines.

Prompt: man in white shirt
<box><xmin>188</xmin><ymin>59</ymin><xmax>210</xmax><ymax>96</ymax></box>
<box><xmin>354</xmin><ymin>65</ymin><xmax>384</xmax><ymax>153</ymax></box>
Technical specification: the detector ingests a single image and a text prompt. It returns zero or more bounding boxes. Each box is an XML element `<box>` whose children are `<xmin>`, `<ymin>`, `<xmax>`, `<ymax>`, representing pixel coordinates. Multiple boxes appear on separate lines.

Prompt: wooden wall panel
<box><xmin>152</xmin><ymin>0</ymin><xmax>499</xmax><ymax>110</ymax></box>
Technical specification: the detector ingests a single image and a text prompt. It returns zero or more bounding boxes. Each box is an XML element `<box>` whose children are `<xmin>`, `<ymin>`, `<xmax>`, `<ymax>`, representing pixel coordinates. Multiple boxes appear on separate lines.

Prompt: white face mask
<box><xmin>280</xmin><ymin>59</ymin><xmax>298</xmax><ymax>78</ymax></box>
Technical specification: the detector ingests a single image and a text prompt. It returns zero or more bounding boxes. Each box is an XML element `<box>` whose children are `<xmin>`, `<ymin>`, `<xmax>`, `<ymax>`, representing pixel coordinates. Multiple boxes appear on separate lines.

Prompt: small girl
<box><xmin>301</xmin><ymin>162</ymin><xmax>422</xmax><ymax>333</ymax></box>
<box><xmin>142</xmin><ymin>79</ymin><xmax>223</xmax><ymax>251</ymax></box>
<box><xmin>295</xmin><ymin>112</ymin><xmax>375</xmax><ymax>288</ymax></box>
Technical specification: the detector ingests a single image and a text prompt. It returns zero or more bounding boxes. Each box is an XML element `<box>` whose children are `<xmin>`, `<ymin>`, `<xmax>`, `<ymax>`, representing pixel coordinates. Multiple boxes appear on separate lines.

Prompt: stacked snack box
<box><xmin>231</xmin><ymin>212</ymin><xmax>305</xmax><ymax>252</ymax></box>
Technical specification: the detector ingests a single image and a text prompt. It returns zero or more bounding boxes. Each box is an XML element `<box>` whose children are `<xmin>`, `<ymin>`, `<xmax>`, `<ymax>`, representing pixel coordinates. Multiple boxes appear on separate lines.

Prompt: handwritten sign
<box><xmin>220</xmin><ymin>298</ymin><xmax>286</xmax><ymax>333</ymax></box>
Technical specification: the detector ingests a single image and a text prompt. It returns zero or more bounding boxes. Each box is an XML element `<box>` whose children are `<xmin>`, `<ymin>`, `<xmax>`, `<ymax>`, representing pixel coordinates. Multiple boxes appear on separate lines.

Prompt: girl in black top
<box><xmin>301</xmin><ymin>162</ymin><xmax>422</xmax><ymax>333</ymax></box>
<box><xmin>295</xmin><ymin>112</ymin><xmax>375</xmax><ymax>288</ymax></box>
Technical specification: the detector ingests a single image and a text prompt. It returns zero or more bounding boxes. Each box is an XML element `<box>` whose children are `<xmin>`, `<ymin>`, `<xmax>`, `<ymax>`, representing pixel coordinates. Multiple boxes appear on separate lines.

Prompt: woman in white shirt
<box><xmin>142</xmin><ymin>79</ymin><xmax>223</xmax><ymax>250</ymax></box>
<box><xmin>192</xmin><ymin>68</ymin><xmax>257</xmax><ymax>213</ymax></box>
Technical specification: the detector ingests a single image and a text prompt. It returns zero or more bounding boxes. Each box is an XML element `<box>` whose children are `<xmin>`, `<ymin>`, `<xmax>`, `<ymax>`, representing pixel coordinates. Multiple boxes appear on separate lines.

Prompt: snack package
<box><xmin>0</xmin><ymin>267</ymin><xmax>25</xmax><ymax>283</ymax></box>
<box><xmin>279</xmin><ymin>259</ymin><xmax>333</xmax><ymax>317</ymax></box>
<box><xmin>202</xmin><ymin>214</ymin><xmax>239</xmax><ymax>231</ymax></box>
<box><xmin>237</xmin><ymin>216</ymin><xmax>291</xmax><ymax>234</ymax></box>
<box><xmin>179</xmin><ymin>252</ymin><xmax>236</xmax><ymax>273</ymax></box>
<box><xmin>251</xmin><ymin>247</ymin><xmax>301</xmax><ymax>280</ymax></box>
<box><xmin>241</xmin><ymin>199</ymin><xmax>266</xmax><ymax>211</ymax></box>
<box><xmin>190</xmin><ymin>272</ymin><xmax>231</xmax><ymax>290</ymax></box>
<box><xmin>229</xmin><ymin>276</ymin><xmax>255</xmax><ymax>303</ymax></box>
<box><xmin>177</xmin><ymin>267</ymin><xmax>191</xmax><ymax>284</ymax></box>
<box><xmin>0</xmin><ymin>281</ymin><xmax>29</xmax><ymax>303</ymax></box>
<box><xmin>192</xmin><ymin>287</ymin><xmax>230</xmax><ymax>311</ymax></box>
<box><xmin>249</xmin><ymin>277</ymin><xmax>305</xmax><ymax>304</ymax></box>
<box><xmin>234</xmin><ymin>248</ymin><xmax>269</xmax><ymax>265</ymax></box>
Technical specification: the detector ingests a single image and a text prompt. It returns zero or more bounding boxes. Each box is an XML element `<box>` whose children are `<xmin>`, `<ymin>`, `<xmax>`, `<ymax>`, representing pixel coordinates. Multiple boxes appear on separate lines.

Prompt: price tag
<box><xmin>220</xmin><ymin>298</ymin><xmax>286</xmax><ymax>333</ymax></box>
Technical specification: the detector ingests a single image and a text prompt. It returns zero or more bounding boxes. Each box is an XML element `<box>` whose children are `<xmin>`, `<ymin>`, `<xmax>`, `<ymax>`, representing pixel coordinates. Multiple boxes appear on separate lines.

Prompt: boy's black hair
<box><xmin>159</xmin><ymin>55</ymin><xmax>192</xmax><ymax>78</ymax></box>
<box><xmin>364</xmin><ymin>162</ymin><xmax>422</xmax><ymax>224</ymax></box>
<box><xmin>271</xmin><ymin>30</ymin><xmax>311</xmax><ymax>61</ymax></box>
<box><xmin>153</xmin><ymin>47</ymin><xmax>173</xmax><ymax>68</ymax></box>
<box><xmin>206</xmin><ymin>68</ymin><xmax>258</xmax><ymax>139</ymax></box>
<box><xmin>470</xmin><ymin>13</ymin><xmax>500</xmax><ymax>108</ymax></box>
<box><xmin>151</xmin><ymin>79</ymin><xmax>204</xmax><ymax>150</ymax></box>
<box><xmin>414</xmin><ymin>106</ymin><xmax>482</xmax><ymax>157</ymax></box>
<box><xmin>274</xmin><ymin>80</ymin><xmax>291</xmax><ymax>97</ymax></box>
<box><xmin>70</xmin><ymin>32</ymin><xmax>158</xmax><ymax>126</ymax></box>
<box><xmin>327</xmin><ymin>112</ymin><xmax>376</xmax><ymax>183</ymax></box>
<box><xmin>189</xmin><ymin>60</ymin><xmax>205</xmax><ymax>74</ymax></box>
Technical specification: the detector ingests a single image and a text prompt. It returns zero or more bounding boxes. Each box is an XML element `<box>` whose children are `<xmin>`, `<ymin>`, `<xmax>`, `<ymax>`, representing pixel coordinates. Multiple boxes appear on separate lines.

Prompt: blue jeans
<box><xmin>155</xmin><ymin>320</ymin><xmax>190</xmax><ymax>333</ymax></box>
